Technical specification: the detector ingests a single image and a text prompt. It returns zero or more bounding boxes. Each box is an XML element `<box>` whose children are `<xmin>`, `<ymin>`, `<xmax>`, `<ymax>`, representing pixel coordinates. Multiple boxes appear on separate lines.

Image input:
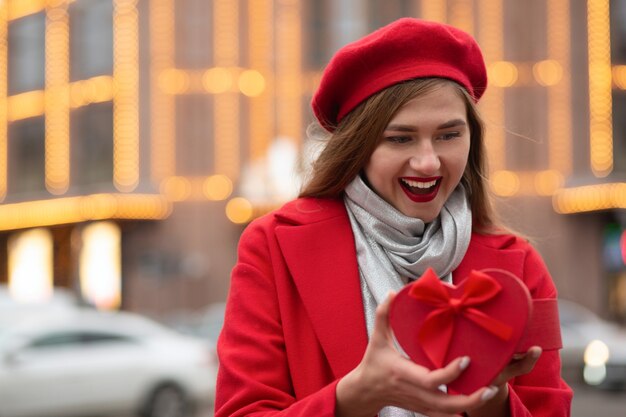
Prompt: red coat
<box><xmin>215</xmin><ymin>198</ymin><xmax>572</xmax><ymax>417</ymax></box>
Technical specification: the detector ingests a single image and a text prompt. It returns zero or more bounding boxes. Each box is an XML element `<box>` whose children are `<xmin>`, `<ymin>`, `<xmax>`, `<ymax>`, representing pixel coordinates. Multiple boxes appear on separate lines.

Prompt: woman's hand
<box><xmin>336</xmin><ymin>292</ymin><xmax>499</xmax><ymax>417</ymax></box>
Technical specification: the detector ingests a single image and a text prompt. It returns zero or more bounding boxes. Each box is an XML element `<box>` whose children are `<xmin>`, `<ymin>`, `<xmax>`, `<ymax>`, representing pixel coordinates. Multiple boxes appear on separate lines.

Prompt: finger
<box><xmin>417</xmin><ymin>356</ymin><xmax>471</xmax><ymax>389</ymax></box>
<box><xmin>372</xmin><ymin>291</ymin><xmax>397</xmax><ymax>341</ymax></box>
<box><xmin>412</xmin><ymin>385</ymin><xmax>498</xmax><ymax>415</ymax></box>
<box><xmin>493</xmin><ymin>347</ymin><xmax>542</xmax><ymax>385</ymax></box>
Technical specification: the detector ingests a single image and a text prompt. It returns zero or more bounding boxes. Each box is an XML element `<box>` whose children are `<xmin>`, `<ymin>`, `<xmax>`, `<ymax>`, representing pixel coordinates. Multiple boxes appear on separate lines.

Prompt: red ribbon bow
<box><xmin>408</xmin><ymin>268</ymin><xmax>514</xmax><ymax>368</ymax></box>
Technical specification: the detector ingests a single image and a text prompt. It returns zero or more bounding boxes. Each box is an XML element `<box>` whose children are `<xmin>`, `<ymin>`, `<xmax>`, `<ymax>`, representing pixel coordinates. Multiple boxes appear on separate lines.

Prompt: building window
<box><xmin>8</xmin><ymin>12</ymin><xmax>45</xmax><ymax>95</ymax></box>
<box><xmin>367</xmin><ymin>0</ymin><xmax>414</xmax><ymax>31</ymax></box>
<box><xmin>8</xmin><ymin>228</ymin><xmax>54</xmax><ymax>302</ymax></box>
<box><xmin>80</xmin><ymin>221</ymin><xmax>121</xmax><ymax>310</ymax></box>
<box><xmin>69</xmin><ymin>0</ymin><xmax>113</xmax><ymax>81</ymax></box>
<box><xmin>71</xmin><ymin>102</ymin><xmax>114</xmax><ymax>188</ymax></box>
<box><xmin>8</xmin><ymin>117</ymin><xmax>46</xmax><ymax>195</ymax></box>
<box><xmin>175</xmin><ymin>0</ymin><xmax>213</xmax><ymax>68</ymax></box>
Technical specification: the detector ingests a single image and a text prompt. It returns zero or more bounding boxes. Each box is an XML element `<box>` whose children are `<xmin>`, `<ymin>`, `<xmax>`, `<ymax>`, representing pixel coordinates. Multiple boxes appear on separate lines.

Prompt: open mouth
<box><xmin>399</xmin><ymin>177</ymin><xmax>441</xmax><ymax>202</ymax></box>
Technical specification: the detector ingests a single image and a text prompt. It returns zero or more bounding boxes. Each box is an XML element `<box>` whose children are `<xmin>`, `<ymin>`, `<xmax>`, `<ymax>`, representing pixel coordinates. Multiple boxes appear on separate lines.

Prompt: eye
<box><xmin>385</xmin><ymin>135</ymin><xmax>412</xmax><ymax>144</ymax></box>
<box><xmin>437</xmin><ymin>131</ymin><xmax>462</xmax><ymax>141</ymax></box>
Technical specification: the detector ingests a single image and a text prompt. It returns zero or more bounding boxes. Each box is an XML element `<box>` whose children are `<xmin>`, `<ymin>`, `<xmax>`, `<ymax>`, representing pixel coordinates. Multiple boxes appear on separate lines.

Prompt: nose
<box><xmin>408</xmin><ymin>142</ymin><xmax>441</xmax><ymax>174</ymax></box>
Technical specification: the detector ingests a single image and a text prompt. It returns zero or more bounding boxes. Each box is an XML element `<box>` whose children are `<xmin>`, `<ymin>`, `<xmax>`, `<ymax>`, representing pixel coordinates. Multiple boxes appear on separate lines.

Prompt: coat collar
<box><xmin>274</xmin><ymin>198</ymin><xmax>368</xmax><ymax>378</ymax></box>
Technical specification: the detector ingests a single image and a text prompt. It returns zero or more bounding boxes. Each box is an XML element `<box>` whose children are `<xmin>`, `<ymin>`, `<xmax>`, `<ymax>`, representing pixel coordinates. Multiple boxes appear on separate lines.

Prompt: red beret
<box><xmin>311</xmin><ymin>18</ymin><xmax>488</xmax><ymax>131</ymax></box>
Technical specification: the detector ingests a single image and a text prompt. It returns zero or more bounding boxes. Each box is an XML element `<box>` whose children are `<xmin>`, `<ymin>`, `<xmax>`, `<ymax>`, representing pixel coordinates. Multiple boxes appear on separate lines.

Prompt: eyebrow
<box><xmin>385</xmin><ymin>119</ymin><xmax>467</xmax><ymax>132</ymax></box>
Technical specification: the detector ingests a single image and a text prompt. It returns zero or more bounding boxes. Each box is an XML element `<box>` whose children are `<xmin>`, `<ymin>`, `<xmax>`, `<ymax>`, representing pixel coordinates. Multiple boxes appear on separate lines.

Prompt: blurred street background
<box><xmin>1</xmin><ymin>0</ymin><xmax>626</xmax><ymax>416</ymax></box>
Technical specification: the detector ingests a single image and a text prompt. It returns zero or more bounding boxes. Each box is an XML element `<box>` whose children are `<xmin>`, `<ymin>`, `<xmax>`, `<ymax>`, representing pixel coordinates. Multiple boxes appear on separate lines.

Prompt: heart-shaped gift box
<box><xmin>389</xmin><ymin>268</ymin><xmax>561</xmax><ymax>395</ymax></box>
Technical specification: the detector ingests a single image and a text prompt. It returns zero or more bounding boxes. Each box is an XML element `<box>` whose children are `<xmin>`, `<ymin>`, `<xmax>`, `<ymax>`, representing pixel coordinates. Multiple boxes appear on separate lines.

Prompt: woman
<box><xmin>215</xmin><ymin>18</ymin><xmax>572</xmax><ymax>417</ymax></box>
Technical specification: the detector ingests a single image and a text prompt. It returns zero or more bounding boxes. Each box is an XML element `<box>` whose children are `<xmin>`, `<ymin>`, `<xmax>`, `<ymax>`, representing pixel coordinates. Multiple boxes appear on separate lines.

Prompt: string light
<box><xmin>488</xmin><ymin>61</ymin><xmax>518</xmax><ymax>87</ymax></box>
<box><xmin>546</xmin><ymin>0</ymin><xmax>573</xmax><ymax>176</ymax></box>
<box><xmin>275</xmin><ymin>0</ymin><xmax>302</xmax><ymax>146</ymax></box>
<box><xmin>478</xmin><ymin>0</ymin><xmax>505</xmax><ymax>172</ymax></box>
<box><xmin>0</xmin><ymin>2</ymin><xmax>7</xmax><ymax>202</ymax></box>
<box><xmin>213</xmin><ymin>0</ymin><xmax>240</xmax><ymax>180</ymax></box>
<box><xmin>113</xmin><ymin>0</ymin><xmax>140</xmax><ymax>192</ymax></box>
<box><xmin>248</xmin><ymin>0</ymin><xmax>274</xmax><ymax>161</ymax></box>
<box><xmin>225</xmin><ymin>197</ymin><xmax>253</xmax><ymax>224</ymax></box>
<box><xmin>553</xmin><ymin>183</ymin><xmax>626</xmax><ymax>214</ymax></box>
<box><xmin>0</xmin><ymin>193</ymin><xmax>171</xmax><ymax>231</ymax></box>
<box><xmin>45</xmin><ymin>1</ymin><xmax>70</xmax><ymax>195</ymax></box>
<box><xmin>6</xmin><ymin>90</ymin><xmax>45</xmax><ymax>121</ymax></box>
<box><xmin>587</xmin><ymin>0</ymin><xmax>613</xmax><ymax>177</ymax></box>
<box><xmin>150</xmin><ymin>0</ymin><xmax>176</xmax><ymax>184</ymax></box>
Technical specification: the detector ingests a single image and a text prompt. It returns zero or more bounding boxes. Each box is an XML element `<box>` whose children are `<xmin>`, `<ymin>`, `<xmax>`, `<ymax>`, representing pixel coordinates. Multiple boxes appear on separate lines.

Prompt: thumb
<box><xmin>372</xmin><ymin>291</ymin><xmax>397</xmax><ymax>342</ymax></box>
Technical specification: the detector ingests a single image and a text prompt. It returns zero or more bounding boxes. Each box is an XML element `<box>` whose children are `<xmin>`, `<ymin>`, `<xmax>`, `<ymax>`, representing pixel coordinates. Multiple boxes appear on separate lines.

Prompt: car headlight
<box><xmin>584</xmin><ymin>339</ymin><xmax>610</xmax><ymax>366</ymax></box>
<box><xmin>583</xmin><ymin>340</ymin><xmax>610</xmax><ymax>386</ymax></box>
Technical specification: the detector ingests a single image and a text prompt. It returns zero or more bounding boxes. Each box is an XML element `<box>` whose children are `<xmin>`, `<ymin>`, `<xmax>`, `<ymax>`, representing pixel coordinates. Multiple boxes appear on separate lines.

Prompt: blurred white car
<box><xmin>0</xmin><ymin>307</ymin><xmax>216</xmax><ymax>417</ymax></box>
<box><xmin>559</xmin><ymin>298</ymin><xmax>626</xmax><ymax>389</ymax></box>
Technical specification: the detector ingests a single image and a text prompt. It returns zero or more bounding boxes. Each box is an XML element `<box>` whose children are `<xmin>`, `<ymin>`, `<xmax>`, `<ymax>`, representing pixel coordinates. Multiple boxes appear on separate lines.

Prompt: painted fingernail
<box><xmin>481</xmin><ymin>386</ymin><xmax>498</xmax><ymax>401</ymax></box>
<box><xmin>459</xmin><ymin>356</ymin><xmax>470</xmax><ymax>371</ymax></box>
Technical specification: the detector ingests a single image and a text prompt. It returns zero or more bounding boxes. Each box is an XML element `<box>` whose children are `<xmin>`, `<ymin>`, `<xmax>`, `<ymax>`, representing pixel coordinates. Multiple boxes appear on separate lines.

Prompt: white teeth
<box><xmin>401</xmin><ymin>179</ymin><xmax>437</xmax><ymax>188</ymax></box>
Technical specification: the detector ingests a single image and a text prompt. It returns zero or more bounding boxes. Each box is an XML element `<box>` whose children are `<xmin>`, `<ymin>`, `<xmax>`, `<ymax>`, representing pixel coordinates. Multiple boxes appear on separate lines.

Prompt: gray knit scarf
<box><xmin>343</xmin><ymin>175</ymin><xmax>472</xmax><ymax>417</ymax></box>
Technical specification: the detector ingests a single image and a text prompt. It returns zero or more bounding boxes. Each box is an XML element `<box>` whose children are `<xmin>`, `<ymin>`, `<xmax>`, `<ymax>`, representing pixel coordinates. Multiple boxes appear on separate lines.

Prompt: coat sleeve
<box><xmin>506</xmin><ymin>243</ymin><xmax>573</xmax><ymax>417</ymax></box>
<box><xmin>214</xmin><ymin>219</ymin><xmax>339</xmax><ymax>417</ymax></box>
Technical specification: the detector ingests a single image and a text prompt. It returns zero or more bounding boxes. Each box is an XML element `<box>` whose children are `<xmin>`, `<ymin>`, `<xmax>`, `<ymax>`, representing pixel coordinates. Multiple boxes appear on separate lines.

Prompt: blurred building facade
<box><xmin>0</xmin><ymin>0</ymin><xmax>626</xmax><ymax>321</ymax></box>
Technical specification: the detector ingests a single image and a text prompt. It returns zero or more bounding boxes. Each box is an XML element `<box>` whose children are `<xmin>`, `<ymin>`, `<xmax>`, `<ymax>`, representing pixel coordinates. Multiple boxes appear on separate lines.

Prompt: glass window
<box><xmin>71</xmin><ymin>102</ymin><xmax>114</xmax><ymax>187</ymax></box>
<box><xmin>8</xmin><ymin>117</ymin><xmax>46</xmax><ymax>195</ymax></box>
<box><xmin>611</xmin><ymin>0</ymin><xmax>626</xmax><ymax>62</ymax></box>
<box><xmin>29</xmin><ymin>332</ymin><xmax>82</xmax><ymax>349</ymax></box>
<box><xmin>69</xmin><ymin>0</ymin><xmax>113</xmax><ymax>81</ymax></box>
<box><xmin>367</xmin><ymin>0</ymin><xmax>414</xmax><ymax>31</ymax></box>
<box><xmin>175</xmin><ymin>0</ymin><xmax>213</xmax><ymax>68</ymax></box>
<box><xmin>612</xmin><ymin>91</ymin><xmax>626</xmax><ymax>173</ymax></box>
<box><xmin>304</xmin><ymin>0</ymin><xmax>332</xmax><ymax>69</ymax></box>
<box><xmin>8</xmin><ymin>13</ymin><xmax>45</xmax><ymax>95</ymax></box>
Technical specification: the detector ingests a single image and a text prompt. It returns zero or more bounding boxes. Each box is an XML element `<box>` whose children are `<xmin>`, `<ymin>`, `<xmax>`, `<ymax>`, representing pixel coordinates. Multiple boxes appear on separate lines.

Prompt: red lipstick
<box><xmin>398</xmin><ymin>177</ymin><xmax>441</xmax><ymax>203</ymax></box>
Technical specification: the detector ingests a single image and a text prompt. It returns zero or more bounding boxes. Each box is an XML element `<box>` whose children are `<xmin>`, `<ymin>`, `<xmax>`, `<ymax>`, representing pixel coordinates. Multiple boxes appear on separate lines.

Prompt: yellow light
<box><xmin>45</xmin><ymin>1</ymin><xmax>70</xmax><ymax>195</ymax></box>
<box><xmin>613</xmin><ymin>65</ymin><xmax>626</xmax><ymax>89</ymax></box>
<box><xmin>203</xmin><ymin>67</ymin><xmax>234</xmax><ymax>94</ymax></box>
<box><xmin>533</xmin><ymin>60</ymin><xmax>563</xmax><ymax>86</ymax></box>
<box><xmin>534</xmin><ymin>170</ymin><xmax>564</xmax><ymax>196</ymax></box>
<box><xmin>8</xmin><ymin>228</ymin><xmax>53</xmax><ymax>303</ymax></box>
<box><xmin>80</xmin><ymin>221</ymin><xmax>122</xmax><ymax>310</ymax></box>
<box><xmin>490</xmin><ymin>170</ymin><xmax>520</xmax><ymax>197</ymax></box>
<box><xmin>587</xmin><ymin>0</ymin><xmax>613</xmax><ymax>177</ymax></box>
<box><xmin>7</xmin><ymin>90</ymin><xmax>45</xmax><ymax>121</ymax></box>
<box><xmin>238</xmin><ymin>70</ymin><xmax>266</xmax><ymax>97</ymax></box>
<box><xmin>158</xmin><ymin>68</ymin><xmax>190</xmax><ymax>95</ymax></box>
<box><xmin>70</xmin><ymin>76</ymin><xmax>115</xmax><ymax>107</ymax></box>
<box><xmin>552</xmin><ymin>183</ymin><xmax>626</xmax><ymax>214</ymax></box>
<box><xmin>7</xmin><ymin>0</ymin><xmax>46</xmax><ymax>21</ymax></box>
<box><xmin>203</xmin><ymin>175</ymin><xmax>233</xmax><ymax>200</ymax></box>
<box><xmin>248</xmin><ymin>0</ymin><xmax>274</xmax><ymax>161</ymax></box>
<box><xmin>488</xmin><ymin>61</ymin><xmax>518</xmax><ymax>87</ymax></box>
<box><xmin>226</xmin><ymin>197</ymin><xmax>253</xmax><ymax>224</ymax></box>
<box><xmin>0</xmin><ymin>193</ymin><xmax>171</xmax><ymax>231</ymax></box>
<box><xmin>150</xmin><ymin>0</ymin><xmax>176</xmax><ymax>183</ymax></box>
<box><xmin>113</xmin><ymin>0</ymin><xmax>140</xmax><ymax>192</ymax></box>
<box><xmin>275</xmin><ymin>0</ymin><xmax>302</xmax><ymax>144</ymax></box>
<box><xmin>0</xmin><ymin>1</ymin><xmax>6</xmax><ymax>201</ymax></box>
<box><xmin>160</xmin><ymin>176</ymin><xmax>192</xmax><ymax>201</ymax></box>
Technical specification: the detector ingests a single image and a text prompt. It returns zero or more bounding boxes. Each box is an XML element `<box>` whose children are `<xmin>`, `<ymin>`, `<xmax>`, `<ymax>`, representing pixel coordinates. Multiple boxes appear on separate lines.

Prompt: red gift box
<box><xmin>389</xmin><ymin>268</ymin><xmax>562</xmax><ymax>395</ymax></box>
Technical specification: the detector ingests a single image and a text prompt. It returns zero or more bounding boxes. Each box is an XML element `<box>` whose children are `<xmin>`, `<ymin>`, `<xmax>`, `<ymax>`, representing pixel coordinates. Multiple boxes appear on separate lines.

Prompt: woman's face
<box><xmin>363</xmin><ymin>84</ymin><xmax>470</xmax><ymax>223</ymax></box>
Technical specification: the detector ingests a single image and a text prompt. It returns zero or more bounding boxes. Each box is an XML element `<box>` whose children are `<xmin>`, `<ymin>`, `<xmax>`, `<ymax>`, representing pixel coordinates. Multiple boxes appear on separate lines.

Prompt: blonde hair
<box><xmin>300</xmin><ymin>78</ymin><xmax>499</xmax><ymax>233</ymax></box>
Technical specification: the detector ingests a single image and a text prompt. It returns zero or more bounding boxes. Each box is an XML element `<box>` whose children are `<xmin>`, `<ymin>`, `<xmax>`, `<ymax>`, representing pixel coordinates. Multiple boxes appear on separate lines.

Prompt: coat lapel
<box><xmin>275</xmin><ymin>200</ymin><xmax>368</xmax><ymax>378</ymax></box>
